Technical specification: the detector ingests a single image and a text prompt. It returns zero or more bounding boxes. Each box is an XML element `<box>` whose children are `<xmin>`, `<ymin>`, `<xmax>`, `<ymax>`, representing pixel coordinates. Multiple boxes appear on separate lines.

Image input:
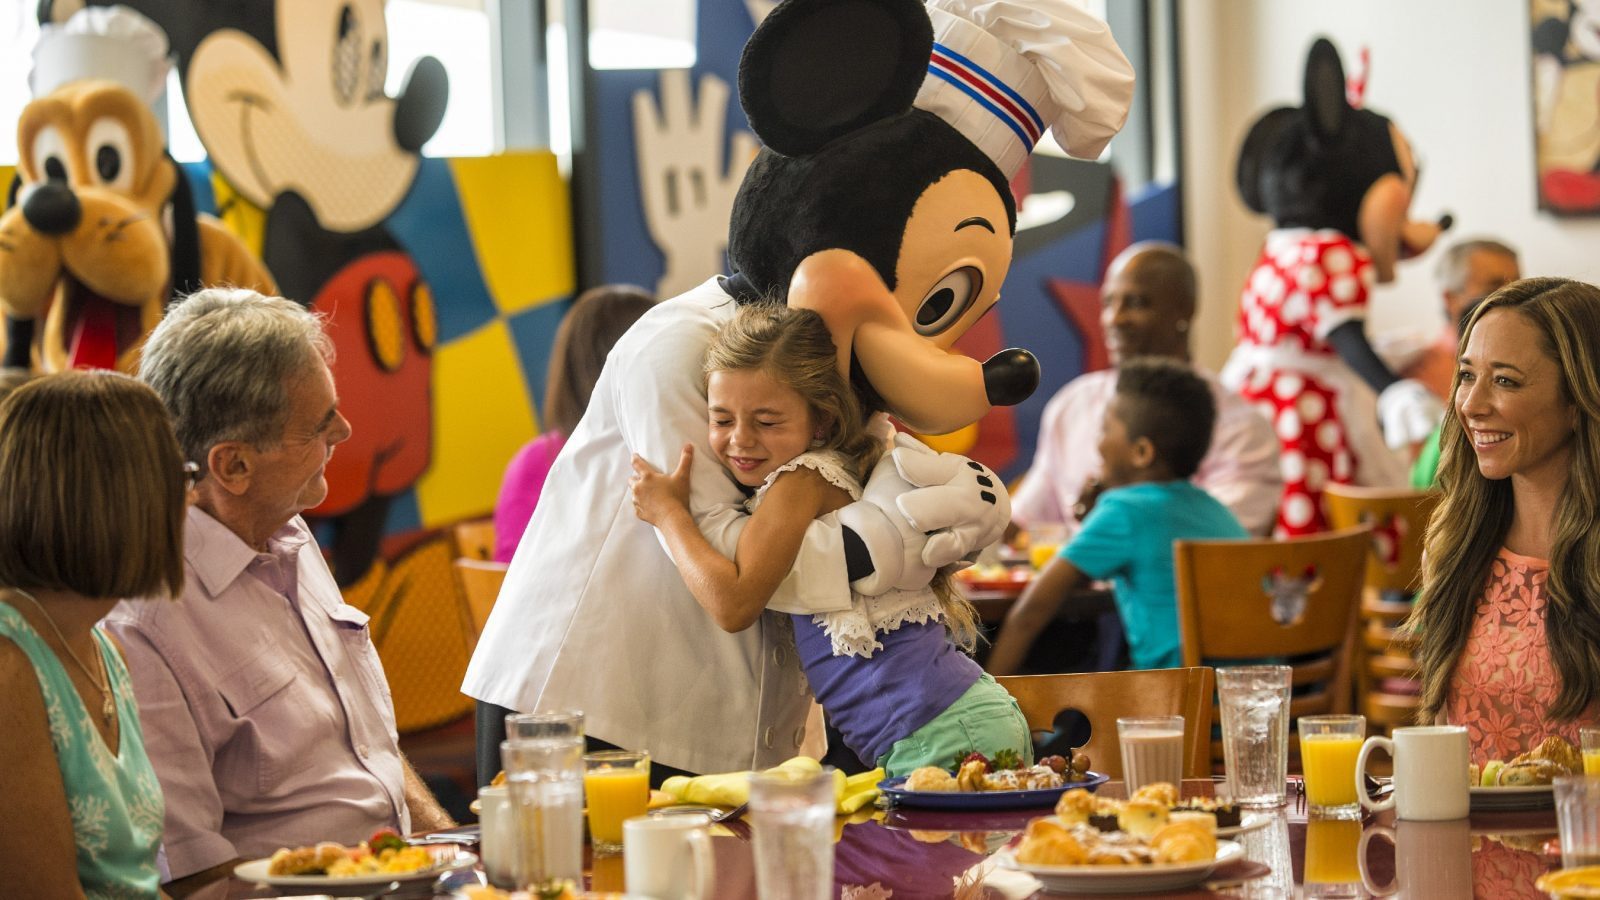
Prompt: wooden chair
<box><xmin>996</xmin><ymin>667</ymin><xmax>1216</xmax><ymax>780</ymax></box>
<box><xmin>1173</xmin><ymin>527</ymin><xmax>1371</xmax><ymax>764</ymax></box>
<box><xmin>1322</xmin><ymin>485</ymin><xmax>1439</xmax><ymax>735</ymax></box>
<box><xmin>451</xmin><ymin>518</ymin><xmax>497</xmax><ymax>562</ymax></box>
<box><xmin>452</xmin><ymin>557</ymin><xmax>508</xmax><ymax>644</ymax></box>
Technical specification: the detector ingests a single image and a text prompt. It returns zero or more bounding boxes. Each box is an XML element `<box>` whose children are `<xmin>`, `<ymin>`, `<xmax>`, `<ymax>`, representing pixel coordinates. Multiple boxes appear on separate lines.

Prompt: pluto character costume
<box><xmin>0</xmin><ymin>7</ymin><xmax>273</xmax><ymax>373</ymax></box>
<box><xmin>1223</xmin><ymin>38</ymin><xmax>1448</xmax><ymax>536</ymax></box>
<box><xmin>462</xmin><ymin>0</ymin><xmax>1133</xmax><ymax>778</ymax></box>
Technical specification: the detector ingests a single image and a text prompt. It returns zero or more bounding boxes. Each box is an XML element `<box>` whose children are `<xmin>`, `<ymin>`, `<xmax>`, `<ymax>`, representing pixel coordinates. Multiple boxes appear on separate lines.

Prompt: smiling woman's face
<box><xmin>1455</xmin><ymin>308</ymin><xmax>1576</xmax><ymax>489</ymax></box>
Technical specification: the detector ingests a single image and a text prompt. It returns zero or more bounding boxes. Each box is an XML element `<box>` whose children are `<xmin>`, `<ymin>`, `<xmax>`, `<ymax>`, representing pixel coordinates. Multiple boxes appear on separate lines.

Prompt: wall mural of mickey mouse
<box><xmin>1224</xmin><ymin>38</ymin><xmax>1450</xmax><ymax>537</ymax></box>
<box><xmin>2</xmin><ymin>6</ymin><xmax>274</xmax><ymax>373</ymax></box>
<box><xmin>49</xmin><ymin>0</ymin><xmax>450</xmax><ymax>584</ymax></box>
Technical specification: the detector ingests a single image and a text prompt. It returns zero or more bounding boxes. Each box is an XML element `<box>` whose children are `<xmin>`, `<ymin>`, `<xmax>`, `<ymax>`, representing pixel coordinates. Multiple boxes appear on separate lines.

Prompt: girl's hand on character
<box><xmin>630</xmin><ymin>444</ymin><xmax>695</xmax><ymax>524</ymax></box>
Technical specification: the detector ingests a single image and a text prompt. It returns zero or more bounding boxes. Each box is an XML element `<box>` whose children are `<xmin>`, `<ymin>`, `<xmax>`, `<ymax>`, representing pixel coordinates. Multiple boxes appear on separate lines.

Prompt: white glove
<box><xmin>837</xmin><ymin>435</ymin><xmax>1010</xmax><ymax>596</ymax></box>
<box><xmin>1377</xmin><ymin>378</ymin><xmax>1444</xmax><ymax>450</ymax></box>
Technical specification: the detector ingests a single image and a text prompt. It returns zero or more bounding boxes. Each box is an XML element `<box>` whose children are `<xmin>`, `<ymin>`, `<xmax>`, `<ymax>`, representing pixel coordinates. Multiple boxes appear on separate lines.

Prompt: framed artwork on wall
<box><xmin>1531</xmin><ymin>0</ymin><xmax>1600</xmax><ymax>214</ymax></box>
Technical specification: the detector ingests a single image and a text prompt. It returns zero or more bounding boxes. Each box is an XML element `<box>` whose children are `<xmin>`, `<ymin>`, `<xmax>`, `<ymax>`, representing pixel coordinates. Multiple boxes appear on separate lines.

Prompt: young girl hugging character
<box><xmin>629</xmin><ymin>303</ymin><xmax>1031</xmax><ymax>777</ymax></box>
<box><xmin>987</xmin><ymin>358</ymin><xmax>1249</xmax><ymax>676</ymax></box>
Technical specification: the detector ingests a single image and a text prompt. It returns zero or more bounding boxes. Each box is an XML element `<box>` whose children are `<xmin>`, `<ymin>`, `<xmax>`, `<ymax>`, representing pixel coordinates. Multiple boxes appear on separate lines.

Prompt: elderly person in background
<box><xmin>1399</xmin><ymin>238</ymin><xmax>1521</xmax><ymax>400</ymax></box>
<box><xmin>104</xmin><ymin>288</ymin><xmax>452</xmax><ymax>885</ymax></box>
<box><xmin>1009</xmin><ymin>242</ymin><xmax>1281</xmax><ymax>540</ymax></box>
<box><xmin>1409</xmin><ymin>277</ymin><xmax>1600</xmax><ymax>765</ymax></box>
<box><xmin>0</xmin><ymin>371</ymin><xmax>185</xmax><ymax>897</ymax></box>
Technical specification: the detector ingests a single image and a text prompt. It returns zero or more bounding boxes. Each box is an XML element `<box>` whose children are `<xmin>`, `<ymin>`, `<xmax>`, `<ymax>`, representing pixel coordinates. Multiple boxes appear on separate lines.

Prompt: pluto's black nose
<box><xmin>21</xmin><ymin>183</ymin><xmax>81</xmax><ymax>236</ymax></box>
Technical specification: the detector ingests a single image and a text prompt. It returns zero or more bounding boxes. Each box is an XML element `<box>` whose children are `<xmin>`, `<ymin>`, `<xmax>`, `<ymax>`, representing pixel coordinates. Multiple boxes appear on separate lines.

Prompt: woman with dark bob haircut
<box><xmin>0</xmin><ymin>370</ymin><xmax>188</xmax><ymax>897</ymax></box>
<box><xmin>1409</xmin><ymin>277</ymin><xmax>1600</xmax><ymax>764</ymax></box>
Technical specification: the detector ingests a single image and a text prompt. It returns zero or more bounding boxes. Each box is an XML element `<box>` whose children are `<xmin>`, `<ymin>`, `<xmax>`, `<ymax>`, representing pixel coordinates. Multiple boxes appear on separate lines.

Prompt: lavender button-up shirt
<box><xmin>103</xmin><ymin>507</ymin><xmax>408</xmax><ymax>879</ymax></box>
<box><xmin>1011</xmin><ymin>367</ymin><xmax>1282</xmax><ymax>538</ymax></box>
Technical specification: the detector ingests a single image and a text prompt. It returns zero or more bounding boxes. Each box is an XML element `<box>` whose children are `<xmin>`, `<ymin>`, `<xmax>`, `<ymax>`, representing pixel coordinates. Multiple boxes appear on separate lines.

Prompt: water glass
<box><xmin>1582</xmin><ymin>726</ymin><xmax>1600</xmax><ymax>775</ymax></box>
<box><xmin>1555</xmin><ymin>775</ymin><xmax>1600</xmax><ymax>868</ymax></box>
<box><xmin>507</xmin><ymin>709</ymin><xmax>585</xmax><ymax>743</ymax></box>
<box><xmin>749</xmin><ymin>767</ymin><xmax>835</xmax><ymax>900</ymax></box>
<box><xmin>1298</xmin><ymin>714</ymin><xmax>1365</xmax><ymax>818</ymax></box>
<box><xmin>583</xmin><ymin>749</ymin><xmax>650</xmax><ymax>855</ymax></box>
<box><xmin>502</xmin><ymin>729</ymin><xmax>585</xmax><ymax>895</ymax></box>
<box><xmin>476</xmin><ymin>785</ymin><xmax>514</xmax><ymax>889</ymax></box>
<box><xmin>1217</xmin><ymin>665</ymin><xmax>1291</xmax><ymax>808</ymax></box>
<box><xmin>1116</xmin><ymin>715</ymin><xmax>1184</xmax><ymax>794</ymax></box>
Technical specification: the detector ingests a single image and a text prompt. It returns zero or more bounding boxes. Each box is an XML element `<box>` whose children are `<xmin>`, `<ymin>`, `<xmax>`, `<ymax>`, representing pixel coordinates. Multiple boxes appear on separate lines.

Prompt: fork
<box><xmin>654</xmin><ymin>802</ymin><xmax>749</xmax><ymax>823</ymax></box>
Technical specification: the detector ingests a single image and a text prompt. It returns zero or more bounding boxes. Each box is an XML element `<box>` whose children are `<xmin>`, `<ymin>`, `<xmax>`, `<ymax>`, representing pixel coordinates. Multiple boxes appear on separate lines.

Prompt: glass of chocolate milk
<box><xmin>1117</xmin><ymin>715</ymin><xmax>1185</xmax><ymax>794</ymax></box>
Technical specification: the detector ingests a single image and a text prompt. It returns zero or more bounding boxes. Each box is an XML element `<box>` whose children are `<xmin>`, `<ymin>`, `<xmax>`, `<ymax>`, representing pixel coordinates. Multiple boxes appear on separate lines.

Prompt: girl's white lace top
<box><xmin>746</xmin><ymin>450</ymin><xmax>948</xmax><ymax>658</ymax></box>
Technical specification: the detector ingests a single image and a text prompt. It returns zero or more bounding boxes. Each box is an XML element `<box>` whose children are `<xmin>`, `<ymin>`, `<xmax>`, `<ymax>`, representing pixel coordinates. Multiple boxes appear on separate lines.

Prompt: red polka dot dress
<box><xmin>1222</xmin><ymin>230</ymin><xmax>1408</xmax><ymax>537</ymax></box>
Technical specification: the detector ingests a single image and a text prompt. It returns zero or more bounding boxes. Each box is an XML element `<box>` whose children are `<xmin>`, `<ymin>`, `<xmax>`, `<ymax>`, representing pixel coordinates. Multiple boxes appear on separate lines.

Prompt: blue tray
<box><xmin>878</xmin><ymin>770</ymin><xmax>1110</xmax><ymax>810</ymax></box>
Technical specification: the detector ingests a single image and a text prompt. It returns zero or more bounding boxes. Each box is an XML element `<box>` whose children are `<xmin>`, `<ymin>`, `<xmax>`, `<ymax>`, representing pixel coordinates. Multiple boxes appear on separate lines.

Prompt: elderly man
<box><xmin>103</xmin><ymin>288</ymin><xmax>452</xmax><ymax>883</ymax></box>
<box><xmin>1400</xmin><ymin>238</ymin><xmax>1521</xmax><ymax>399</ymax></box>
<box><xmin>1010</xmin><ymin>242</ymin><xmax>1281</xmax><ymax>540</ymax></box>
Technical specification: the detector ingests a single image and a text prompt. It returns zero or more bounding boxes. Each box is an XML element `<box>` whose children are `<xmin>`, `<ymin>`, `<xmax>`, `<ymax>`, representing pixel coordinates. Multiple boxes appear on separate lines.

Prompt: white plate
<box><xmin>998</xmin><ymin>840</ymin><xmax>1243</xmax><ymax>894</ymax></box>
<box><xmin>1470</xmin><ymin>784</ymin><xmax>1556</xmax><ymax>811</ymax></box>
<box><xmin>1217</xmin><ymin>813</ymin><xmax>1271</xmax><ymax>837</ymax></box>
<box><xmin>234</xmin><ymin>845</ymin><xmax>477</xmax><ymax>887</ymax></box>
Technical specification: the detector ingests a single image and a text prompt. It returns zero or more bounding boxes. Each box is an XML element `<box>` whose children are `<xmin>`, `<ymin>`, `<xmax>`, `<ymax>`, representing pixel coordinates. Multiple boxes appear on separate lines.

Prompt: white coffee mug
<box><xmin>624</xmin><ymin>813</ymin><xmax>714</xmax><ymax>900</ymax></box>
<box><xmin>476</xmin><ymin>785</ymin><xmax>515</xmax><ymax>888</ymax></box>
<box><xmin>1356</xmin><ymin>725</ymin><xmax>1470</xmax><ymax>821</ymax></box>
<box><xmin>1357</xmin><ymin>818</ymin><xmax>1473</xmax><ymax>898</ymax></box>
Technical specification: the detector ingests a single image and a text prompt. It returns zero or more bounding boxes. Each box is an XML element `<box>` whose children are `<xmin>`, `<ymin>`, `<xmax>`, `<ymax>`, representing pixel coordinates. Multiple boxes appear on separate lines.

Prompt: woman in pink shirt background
<box><xmin>494</xmin><ymin>285</ymin><xmax>655</xmax><ymax>562</ymax></box>
<box><xmin>1410</xmin><ymin>277</ymin><xmax>1600</xmax><ymax>764</ymax></box>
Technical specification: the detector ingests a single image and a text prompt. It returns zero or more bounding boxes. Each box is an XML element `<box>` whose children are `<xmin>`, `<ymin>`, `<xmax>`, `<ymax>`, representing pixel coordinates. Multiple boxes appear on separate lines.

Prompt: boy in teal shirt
<box><xmin>988</xmin><ymin>359</ymin><xmax>1247</xmax><ymax>673</ymax></box>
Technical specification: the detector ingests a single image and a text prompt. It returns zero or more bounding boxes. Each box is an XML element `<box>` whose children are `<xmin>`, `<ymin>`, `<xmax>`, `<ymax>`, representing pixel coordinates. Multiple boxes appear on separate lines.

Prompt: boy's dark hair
<box><xmin>1114</xmin><ymin>358</ymin><xmax>1216</xmax><ymax>479</ymax></box>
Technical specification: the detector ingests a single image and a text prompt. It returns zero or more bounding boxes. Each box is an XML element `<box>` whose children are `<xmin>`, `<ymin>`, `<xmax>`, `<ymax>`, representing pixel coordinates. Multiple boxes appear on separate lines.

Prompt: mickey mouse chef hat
<box><xmin>914</xmin><ymin>0</ymin><xmax>1135</xmax><ymax>178</ymax></box>
<box><xmin>31</xmin><ymin>5</ymin><xmax>172</xmax><ymax>105</ymax></box>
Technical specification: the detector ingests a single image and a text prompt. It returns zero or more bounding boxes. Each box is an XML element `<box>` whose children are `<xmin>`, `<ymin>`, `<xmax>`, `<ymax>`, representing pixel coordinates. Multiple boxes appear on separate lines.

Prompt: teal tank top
<box><xmin>0</xmin><ymin>602</ymin><xmax>163</xmax><ymax>898</ymax></box>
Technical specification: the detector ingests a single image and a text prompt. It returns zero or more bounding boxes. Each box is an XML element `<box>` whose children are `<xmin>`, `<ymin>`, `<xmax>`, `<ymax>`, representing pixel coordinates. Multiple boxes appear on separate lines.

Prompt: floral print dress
<box><xmin>1444</xmin><ymin>548</ymin><xmax>1589</xmax><ymax>766</ymax></box>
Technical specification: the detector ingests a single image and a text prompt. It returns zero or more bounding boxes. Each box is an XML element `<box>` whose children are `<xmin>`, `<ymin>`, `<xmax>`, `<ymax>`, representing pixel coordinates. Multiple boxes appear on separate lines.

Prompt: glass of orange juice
<box><xmin>1303</xmin><ymin>818</ymin><xmax>1363</xmax><ymax>896</ymax></box>
<box><xmin>583</xmin><ymin>750</ymin><xmax>650</xmax><ymax>855</ymax></box>
<box><xmin>1027</xmin><ymin>523</ymin><xmax>1066</xmax><ymax>570</ymax></box>
<box><xmin>1583</xmin><ymin>727</ymin><xmax>1600</xmax><ymax>775</ymax></box>
<box><xmin>1299</xmin><ymin>715</ymin><xmax>1366</xmax><ymax>819</ymax></box>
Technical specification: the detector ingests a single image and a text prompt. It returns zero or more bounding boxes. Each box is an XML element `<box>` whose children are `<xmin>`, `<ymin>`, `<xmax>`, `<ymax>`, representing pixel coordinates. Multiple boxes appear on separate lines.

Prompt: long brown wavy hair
<box><xmin>705</xmin><ymin>302</ymin><xmax>981</xmax><ymax>650</ymax></box>
<box><xmin>1410</xmin><ymin>277</ymin><xmax>1600</xmax><ymax>722</ymax></box>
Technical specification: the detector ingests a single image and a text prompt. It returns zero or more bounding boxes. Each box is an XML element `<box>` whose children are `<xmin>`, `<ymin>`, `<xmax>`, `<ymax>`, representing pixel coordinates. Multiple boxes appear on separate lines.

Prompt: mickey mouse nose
<box><xmin>21</xmin><ymin>183</ymin><xmax>81</xmax><ymax>236</ymax></box>
<box><xmin>983</xmin><ymin>348</ymin><xmax>1040</xmax><ymax>407</ymax></box>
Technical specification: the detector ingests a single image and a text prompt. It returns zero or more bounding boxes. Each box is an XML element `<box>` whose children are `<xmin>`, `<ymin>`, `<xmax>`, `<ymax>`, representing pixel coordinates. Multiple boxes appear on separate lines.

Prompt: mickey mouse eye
<box><xmin>334</xmin><ymin>4</ymin><xmax>363</xmax><ymax>106</ymax></box>
<box><xmin>367</xmin><ymin>40</ymin><xmax>387</xmax><ymax>101</ymax></box>
<box><xmin>31</xmin><ymin>125</ymin><xmax>70</xmax><ymax>183</ymax></box>
<box><xmin>85</xmin><ymin>118</ymin><xmax>134</xmax><ymax>192</ymax></box>
<box><xmin>914</xmin><ymin>267</ymin><xmax>981</xmax><ymax>336</ymax></box>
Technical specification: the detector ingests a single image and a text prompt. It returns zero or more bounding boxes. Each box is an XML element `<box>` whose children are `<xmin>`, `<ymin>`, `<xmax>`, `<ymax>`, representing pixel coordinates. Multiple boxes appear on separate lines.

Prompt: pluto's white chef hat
<box><xmin>30</xmin><ymin>5</ymin><xmax>172</xmax><ymax>104</ymax></box>
<box><xmin>914</xmin><ymin>0</ymin><xmax>1135</xmax><ymax>179</ymax></box>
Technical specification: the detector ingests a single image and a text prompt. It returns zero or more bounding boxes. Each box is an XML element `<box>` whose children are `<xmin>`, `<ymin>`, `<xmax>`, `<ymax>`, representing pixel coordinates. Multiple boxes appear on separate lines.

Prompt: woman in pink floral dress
<box><xmin>1410</xmin><ymin>278</ymin><xmax>1600</xmax><ymax>764</ymax></box>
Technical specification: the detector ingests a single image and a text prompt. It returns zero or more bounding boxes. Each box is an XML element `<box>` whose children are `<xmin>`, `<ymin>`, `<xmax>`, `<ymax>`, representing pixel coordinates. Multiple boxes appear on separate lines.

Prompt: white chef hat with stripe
<box><xmin>31</xmin><ymin>5</ymin><xmax>172</xmax><ymax>104</ymax></box>
<box><xmin>914</xmin><ymin>0</ymin><xmax>1136</xmax><ymax>179</ymax></box>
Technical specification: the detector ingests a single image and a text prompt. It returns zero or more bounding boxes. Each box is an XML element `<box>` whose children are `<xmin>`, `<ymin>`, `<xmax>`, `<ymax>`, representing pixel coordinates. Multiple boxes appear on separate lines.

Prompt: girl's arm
<box><xmin>0</xmin><ymin>639</ymin><xmax>90</xmax><ymax>899</ymax></box>
<box><xmin>633</xmin><ymin>445</ymin><xmax>852</xmax><ymax>632</ymax></box>
<box><xmin>985</xmin><ymin>555</ymin><xmax>1087</xmax><ymax>676</ymax></box>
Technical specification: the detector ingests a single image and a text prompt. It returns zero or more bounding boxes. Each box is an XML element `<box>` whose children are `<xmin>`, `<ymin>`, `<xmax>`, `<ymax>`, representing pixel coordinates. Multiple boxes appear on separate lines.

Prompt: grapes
<box><xmin>1039</xmin><ymin>755</ymin><xmax>1067</xmax><ymax>774</ymax></box>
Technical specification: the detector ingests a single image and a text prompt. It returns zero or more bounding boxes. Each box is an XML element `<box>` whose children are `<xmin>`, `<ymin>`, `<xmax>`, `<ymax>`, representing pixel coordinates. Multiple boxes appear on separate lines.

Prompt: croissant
<box><xmin>1016</xmin><ymin>817</ymin><xmax>1087</xmax><ymax>865</ymax></box>
<box><xmin>1131</xmin><ymin>782</ymin><xmax>1179</xmax><ymax>807</ymax></box>
<box><xmin>1524</xmin><ymin>735</ymin><xmax>1581</xmax><ymax>774</ymax></box>
<box><xmin>1150</xmin><ymin>820</ymin><xmax>1217</xmax><ymax>864</ymax></box>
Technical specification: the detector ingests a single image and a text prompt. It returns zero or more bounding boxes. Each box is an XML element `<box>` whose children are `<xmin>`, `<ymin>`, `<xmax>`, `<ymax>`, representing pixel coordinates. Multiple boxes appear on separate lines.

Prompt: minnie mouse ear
<box><xmin>1302</xmin><ymin>37</ymin><xmax>1348</xmax><ymax>143</ymax></box>
<box><xmin>1235</xmin><ymin>106</ymin><xmax>1298</xmax><ymax>214</ymax></box>
<box><xmin>738</xmin><ymin>0</ymin><xmax>932</xmax><ymax>156</ymax></box>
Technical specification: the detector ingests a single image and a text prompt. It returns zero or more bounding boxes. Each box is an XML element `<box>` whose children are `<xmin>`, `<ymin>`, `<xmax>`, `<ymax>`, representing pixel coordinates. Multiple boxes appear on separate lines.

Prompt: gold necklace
<box><xmin>11</xmin><ymin>588</ymin><xmax>114</xmax><ymax>724</ymax></box>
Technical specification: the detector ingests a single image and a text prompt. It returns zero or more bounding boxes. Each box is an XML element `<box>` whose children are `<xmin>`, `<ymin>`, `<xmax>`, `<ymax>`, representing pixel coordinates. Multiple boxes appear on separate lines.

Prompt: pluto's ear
<box><xmin>738</xmin><ymin>0</ymin><xmax>931</xmax><ymax>156</ymax></box>
<box><xmin>1235</xmin><ymin>106</ymin><xmax>1298</xmax><ymax>214</ymax></box>
<box><xmin>1302</xmin><ymin>37</ymin><xmax>1348</xmax><ymax>145</ymax></box>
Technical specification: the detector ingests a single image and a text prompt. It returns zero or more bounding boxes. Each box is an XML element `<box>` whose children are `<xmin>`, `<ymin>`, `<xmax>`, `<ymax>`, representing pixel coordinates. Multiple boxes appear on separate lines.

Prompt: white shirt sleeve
<box><xmin>612</xmin><ymin>295</ymin><xmax>852</xmax><ymax>615</ymax></box>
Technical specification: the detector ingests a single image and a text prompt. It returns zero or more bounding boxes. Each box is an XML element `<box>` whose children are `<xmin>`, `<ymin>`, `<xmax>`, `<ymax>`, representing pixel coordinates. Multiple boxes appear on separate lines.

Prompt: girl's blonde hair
<box><xmin>1409</xmin><ymin>277</ymin><xmax>1600</xmax><ymax>722</ymax></box>
<box><xmin>706</xmin><ymin>303</ymin><xmax>980</xmax><ymax>650</ymax></box>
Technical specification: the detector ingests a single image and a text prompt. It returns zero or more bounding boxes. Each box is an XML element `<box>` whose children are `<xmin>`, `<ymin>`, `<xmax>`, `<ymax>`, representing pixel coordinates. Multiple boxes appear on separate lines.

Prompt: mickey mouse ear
<box><xmin>1302</xmin><ymin>37</ymin><xmax>1348</xmax><ymax>144</ymax></box>
<box><xmin>738</xmin><ymin>0</ymin><xmax>932</xmax><ymax>156</ymax></box>
<box><xmin>1235</xmin><ymin>106</ymin><xmax>1298</xmax><ymax>214</ymax></box>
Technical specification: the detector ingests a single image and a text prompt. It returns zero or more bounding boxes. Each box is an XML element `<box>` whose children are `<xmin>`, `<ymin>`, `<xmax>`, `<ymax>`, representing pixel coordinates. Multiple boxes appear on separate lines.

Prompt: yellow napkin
<box><xmin>659</xmin><ymin>756</ymin><xmax>884</xmax><ymax>815</ymax></box>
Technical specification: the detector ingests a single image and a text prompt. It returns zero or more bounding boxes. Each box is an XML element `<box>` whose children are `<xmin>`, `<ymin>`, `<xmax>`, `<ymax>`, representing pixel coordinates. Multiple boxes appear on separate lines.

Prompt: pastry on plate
<box><xmin>1016</xmin><ymin>816</ymin><xmax>1087</xmax><ymax>865</ymax></box>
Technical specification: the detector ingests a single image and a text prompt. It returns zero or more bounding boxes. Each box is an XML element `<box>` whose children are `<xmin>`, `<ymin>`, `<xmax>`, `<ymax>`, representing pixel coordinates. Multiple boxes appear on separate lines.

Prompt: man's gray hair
<box><xmin>1434</xmin><ymin>238</ymin><xmax>1518</xmax><ymax>295</ymax></box>
<box><xmin>139</xmin><ymin>288</ymin><xmax>333</xmax><ymax>466</ymax></box>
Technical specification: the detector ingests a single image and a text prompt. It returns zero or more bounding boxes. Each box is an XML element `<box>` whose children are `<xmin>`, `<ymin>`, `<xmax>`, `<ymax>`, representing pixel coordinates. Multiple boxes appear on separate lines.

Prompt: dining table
<box><xmin>188</xmin><ymin>775</ymin><xmax>1566</xmax><ymax>898</ymax></box>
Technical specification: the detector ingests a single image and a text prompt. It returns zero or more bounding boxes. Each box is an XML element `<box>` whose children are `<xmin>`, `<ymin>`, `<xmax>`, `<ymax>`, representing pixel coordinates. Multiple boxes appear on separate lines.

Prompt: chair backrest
<box><xmin>1321</xmin><ymin>485</ymin><xmax>1439</xmax><ymax>595</ymax></box>
<box><xmin>996</xmin><ymin>667</ymin><xmax>1216</xmax><ymax>780</ymax></box>
<box><xmin>1173</xmin><ymin>527</ymin><xmax>1370</xmax><ymax>721</ymax></box>
<box><xmin>452</xmin><ymin>557</ymin><xmax>509</xmax><ymax>642</ymax></box>
<box><xmin>452</xmin><ymin>518</ymin><xmax>497</xmax><ymax>562</ymax></box>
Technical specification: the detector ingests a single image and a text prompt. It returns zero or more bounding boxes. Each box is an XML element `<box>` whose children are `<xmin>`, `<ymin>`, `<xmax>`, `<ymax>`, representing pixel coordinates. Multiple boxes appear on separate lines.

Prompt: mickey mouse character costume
<box><xmin>463</xmin><ymin>0</ymin><xmax>1132</xmax><ymax>779</ymax></box>
<box><xmin>1224</xmin><ymin>39</ymin><xmax>1448</xmax><ymax>537</ymax></box>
